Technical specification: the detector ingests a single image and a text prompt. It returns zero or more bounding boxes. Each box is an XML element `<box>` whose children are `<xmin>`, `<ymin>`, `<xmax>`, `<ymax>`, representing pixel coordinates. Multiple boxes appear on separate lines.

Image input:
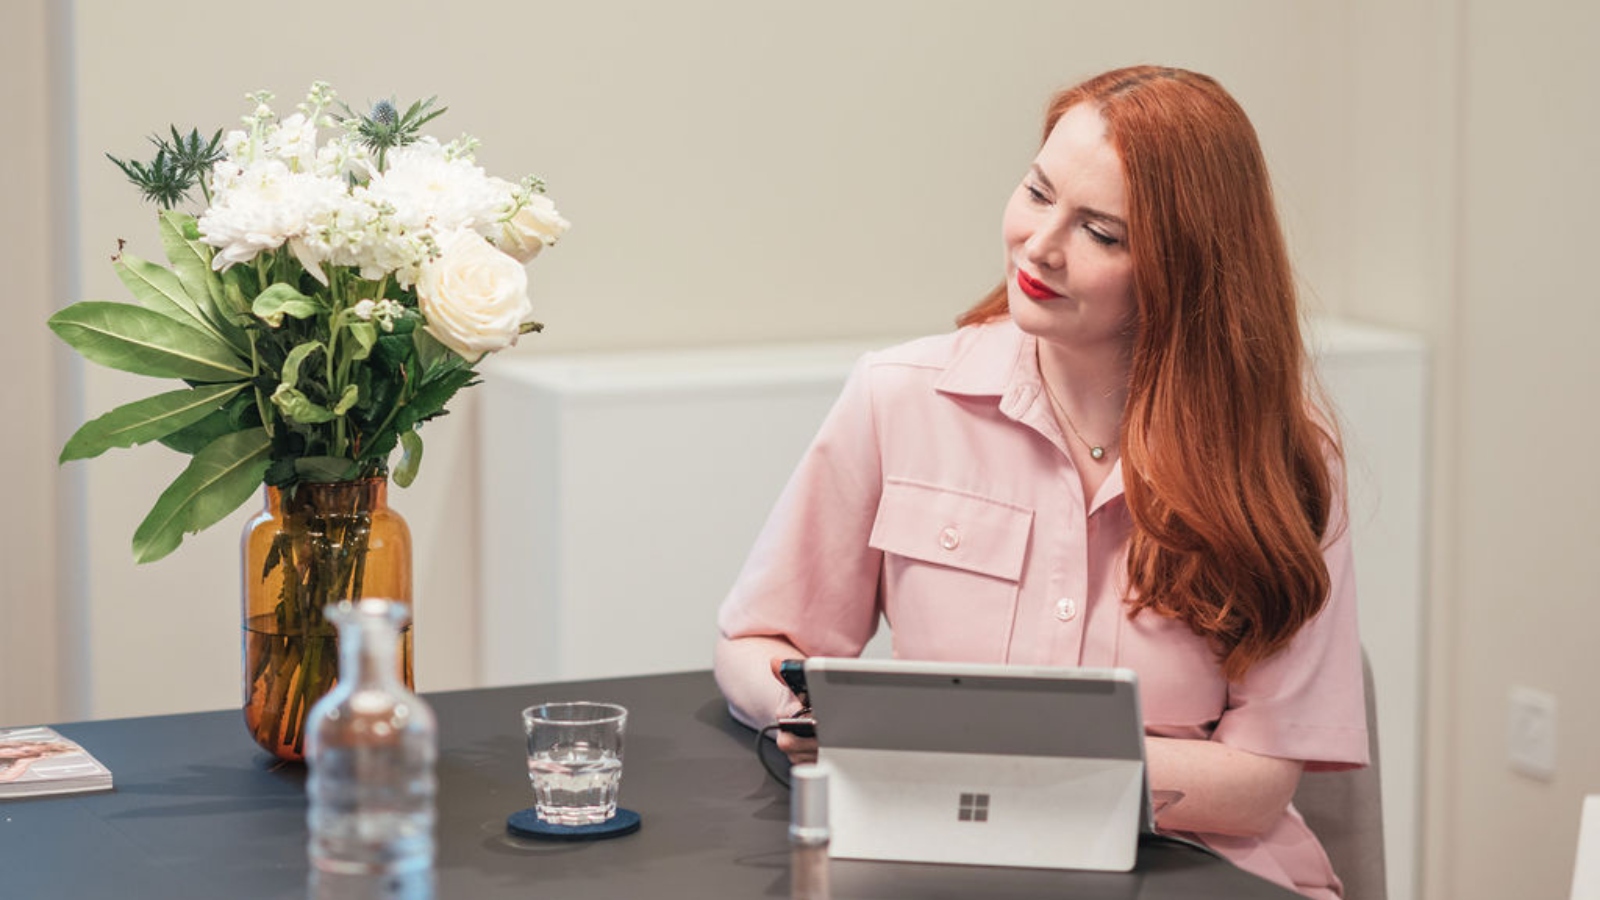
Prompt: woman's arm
<box><xmin>1145</xmin><ymin>736</ymin><xmax>1303</xmax><ymax>836</ymax></box>
<box><xmin>1143</xmin><ymin>447</ymin><xmax>1363</xmax><ymax>838</ymax></box>
<box><xmin>712</xmin><ymin>636</ymin><xmax>820</xmax><ymax>764</ymax></box>
<box><xmin>714</xmin><ymin>354</ymin><xmax>887</xmax><ymax>747</ymax></box>
<box><xmin>713</xmin><ymin>634</ymin><xmax>808</xmax><ymax>729</ymax></box>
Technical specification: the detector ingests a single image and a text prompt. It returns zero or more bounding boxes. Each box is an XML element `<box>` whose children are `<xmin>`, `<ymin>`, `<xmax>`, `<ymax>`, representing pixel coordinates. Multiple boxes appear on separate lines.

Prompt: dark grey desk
<box><xmin>0</xmin><ymin>670</ymin><xmax>1298</xmax><ymax>899</ymax></box>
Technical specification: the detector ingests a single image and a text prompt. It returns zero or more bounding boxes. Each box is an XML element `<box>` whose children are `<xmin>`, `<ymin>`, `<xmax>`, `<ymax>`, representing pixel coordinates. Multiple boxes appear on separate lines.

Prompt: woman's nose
<box><xmin>1023</xmin><ymin>220</ymin><xmax>1067</xmax><ymax>271</ymax></box>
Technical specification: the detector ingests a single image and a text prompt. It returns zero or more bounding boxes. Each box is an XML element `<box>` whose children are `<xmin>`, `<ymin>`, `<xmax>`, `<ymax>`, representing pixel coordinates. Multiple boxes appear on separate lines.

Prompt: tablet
<box><xmin>804</xmin><ymin>657</ymin><xmax>1151</xmax><ymax>871</ymax></box>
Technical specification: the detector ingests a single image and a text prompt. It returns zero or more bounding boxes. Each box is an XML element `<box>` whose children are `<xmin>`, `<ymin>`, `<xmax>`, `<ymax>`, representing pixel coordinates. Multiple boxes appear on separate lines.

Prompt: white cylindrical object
<box><xmin>789</xmin><ymin>763</ymin><xmax>831</xmax><ymax>846</ymax></box>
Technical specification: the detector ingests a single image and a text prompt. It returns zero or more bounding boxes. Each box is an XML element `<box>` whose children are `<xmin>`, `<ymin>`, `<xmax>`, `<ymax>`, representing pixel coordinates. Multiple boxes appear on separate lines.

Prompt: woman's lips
<box><xmin>1016</xmin><ymin>269</ymin><xmax>1061</xmax><ymax>300</ymax></box>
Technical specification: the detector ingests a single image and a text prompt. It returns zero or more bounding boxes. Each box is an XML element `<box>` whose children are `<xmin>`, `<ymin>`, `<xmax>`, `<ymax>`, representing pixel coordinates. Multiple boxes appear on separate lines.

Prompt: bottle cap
<box><xmin>788</xmin><ymin>763</ymin><xmax>830</xmax><ymax>846</ymax></box>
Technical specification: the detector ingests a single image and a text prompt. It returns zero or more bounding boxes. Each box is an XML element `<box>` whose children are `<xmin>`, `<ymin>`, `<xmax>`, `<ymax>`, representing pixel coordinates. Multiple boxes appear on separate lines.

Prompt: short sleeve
<box><xmin>716</xmin><ymin>353</ymin><xmax>886</xmax><ymax>659</ymax></box>
<box><xmin>1211</xmin><ymin>478</ymin><xmax>1370</xmax><ymax>772</ymax></box>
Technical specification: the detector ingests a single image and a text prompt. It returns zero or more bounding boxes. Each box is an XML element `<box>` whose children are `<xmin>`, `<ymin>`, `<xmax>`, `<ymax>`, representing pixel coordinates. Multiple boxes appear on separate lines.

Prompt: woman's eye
<box><xmin>1024</xmin><ymin>183</ymin><xmax>1049</xmax><ymax>204</ymax></box>
<box><xmin>1086</xmin><ymin>225</ymin><xmax>1121</xmax><ymax>247</ymax></box>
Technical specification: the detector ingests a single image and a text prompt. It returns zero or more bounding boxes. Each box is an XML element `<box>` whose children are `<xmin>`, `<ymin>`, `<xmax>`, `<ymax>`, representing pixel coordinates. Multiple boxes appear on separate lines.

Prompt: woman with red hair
<box><xmin>714</xmin><ymin>65</ymin><xmax>1366</xmax><ymax>899</ymax></box>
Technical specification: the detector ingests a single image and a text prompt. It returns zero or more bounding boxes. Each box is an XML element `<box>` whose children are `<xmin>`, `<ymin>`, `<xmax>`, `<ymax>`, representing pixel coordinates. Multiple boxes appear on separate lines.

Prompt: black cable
<box><xmin>755</xmin><ymin>723</ymin><xmax>792</xmax><ymax>789</ymax></box>
<box><xmin>1139</xmin><ymin>831</ymin><xmax>1226</xmax><ymax>860</ymax></box>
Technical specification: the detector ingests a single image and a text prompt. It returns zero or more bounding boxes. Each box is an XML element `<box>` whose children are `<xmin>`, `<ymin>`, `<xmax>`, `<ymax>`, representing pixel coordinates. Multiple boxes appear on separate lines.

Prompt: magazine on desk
<box><xmin>0</xmin><ymin>726</ymin><xmax>113</xmax><ymax>799</ymax></box>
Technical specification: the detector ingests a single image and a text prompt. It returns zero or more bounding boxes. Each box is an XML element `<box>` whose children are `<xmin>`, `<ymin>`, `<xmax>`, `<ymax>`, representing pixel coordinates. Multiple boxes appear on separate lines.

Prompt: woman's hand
<box><xmin>768</xmin><ymin>657</ymin><xmax>819</xmax><ymax>765</ymax></box>
<box><xmin>774</xmin><ymin>728</ymin><xmax>818</xmax><ymax>765</ymax></box>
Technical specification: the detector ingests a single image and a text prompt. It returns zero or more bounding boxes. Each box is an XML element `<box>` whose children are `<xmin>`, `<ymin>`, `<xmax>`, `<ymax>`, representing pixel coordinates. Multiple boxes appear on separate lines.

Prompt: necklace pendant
<box><xmin>1090</xmin><ymin>446</ymin><xmax>1105</xmax><ymax>461</ymax></box>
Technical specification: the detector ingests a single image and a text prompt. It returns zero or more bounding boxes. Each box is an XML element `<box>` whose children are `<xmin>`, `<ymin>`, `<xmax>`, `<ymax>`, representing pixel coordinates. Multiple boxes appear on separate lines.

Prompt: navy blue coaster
<box><xmin>506</xmin><ymin>807</ymin><xmax>642</xmax><ymax>841</ymax></box>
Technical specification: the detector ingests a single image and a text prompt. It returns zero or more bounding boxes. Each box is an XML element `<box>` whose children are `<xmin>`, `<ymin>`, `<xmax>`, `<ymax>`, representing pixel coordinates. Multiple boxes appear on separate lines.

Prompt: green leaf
<box><xmin>132</xmin><ymin>427</ymin><xmax>271</xmax><ymax>563</ymax></box>
<box><xmin>347</xmin><ymin>322</ymin><xmax>377</xmax><ymax>361</ymax></box>
<box><xmin>159</xmin><ymin>210</ymin><xmax>247</xmax><ymax>351</ymax></box>
<box><xmin>270</xmin><ymin>384</ymin><xmax>335</xmax><ymax>425</ymax></box>
<box><xmin>159</xmin><ymin>404</ymin><xmax>241</xmax><ymax>454</ymax></box>
<box><xmin>394</xmin><ymin>430</ymin><xmax>423</xmax><ymax>487</ymax></box>
<box><xmin>252</xmin><ymin>283</ymin><xmax>322</xmax><ymax>327</ymax></box>
<box><xmin>357</xmin><ymin>426</ymin><xmax>400</xmax><ymax>464</ymax></box>
<box><xmin>115</xmin><ymin>252</ymin><xmax>220</xmax><ymax>337</ymax></box>
<box><xmin>412</xmin><ymin>328</ymin><xmax>455</xmax><ymax>374</ymax></box>
<box><xmin>332</xmin><ymin>384</ymin><xmax>360</xmax><ymax>416</ymax></box>
<box><xmin>399</xmin><ymin>367</ymin><xmax>477</xmax><ymax>431</ymax></box>
<box><xmin>49</xmin><ymin>301</ymin><xmax>252</xmax><ymax>381</ymax></box>
<box><xmin>61</xmin><ymin>382</ymin><xmax>247</xmax><ymax>462</ymax></box>
<box><xmin>265</xmin><ymin>456</ymin><xmax>298</xmax><ymax>488</ymax></box>
<box><xmin>280</xmin><ymin>340</ymin><xmax>325</xmax><ymax>390</ymax></box>
<box><xmin>294</xmin><ymin>456</ymin><xmax>358</xmax><ymax>482</ymax></box>
<box><xmin>373</xmin><ymin>332</ymin><xmax>416</xmax><ymax>370</ymax></box>
<box><xmin>220</xmin><ymin>268</ymin><xmax>255</xmax><ymax>320</ymax></box>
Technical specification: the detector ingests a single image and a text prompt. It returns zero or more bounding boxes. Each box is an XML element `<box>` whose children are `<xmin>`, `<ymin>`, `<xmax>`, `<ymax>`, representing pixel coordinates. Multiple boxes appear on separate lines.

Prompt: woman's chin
<box><xmin>1006</xmin><ymin>289</ymin><xmax>1066</xmax><ymax>335</ymax></box>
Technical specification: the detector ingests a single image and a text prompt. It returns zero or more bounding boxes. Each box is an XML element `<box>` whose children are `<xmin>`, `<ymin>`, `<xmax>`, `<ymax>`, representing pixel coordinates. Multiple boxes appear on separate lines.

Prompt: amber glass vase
<box><xmin>241</xmin><ymin>478</ymin><xmax>413</xmax><ymax>761</ymax></box>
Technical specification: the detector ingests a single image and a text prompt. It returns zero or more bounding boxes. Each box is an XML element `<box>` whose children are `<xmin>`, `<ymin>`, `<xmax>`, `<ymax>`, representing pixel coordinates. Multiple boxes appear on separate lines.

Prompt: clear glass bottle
<box><xmin>305</xmin><ymin>599</ymin><xmax>437</xmax><ymax>899</ymax></box>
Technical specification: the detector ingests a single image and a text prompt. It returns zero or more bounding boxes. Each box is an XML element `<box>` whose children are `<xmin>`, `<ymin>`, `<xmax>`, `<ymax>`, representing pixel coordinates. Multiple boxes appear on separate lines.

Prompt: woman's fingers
<box><xmin>775</xmin><ymin>730</ymin><xmax>819</xmax><ymax>765</ymax></box>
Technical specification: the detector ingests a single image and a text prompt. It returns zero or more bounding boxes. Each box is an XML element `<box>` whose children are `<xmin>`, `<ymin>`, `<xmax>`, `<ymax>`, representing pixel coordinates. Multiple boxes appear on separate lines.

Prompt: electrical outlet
<box><xmin>1507</xmin><ymin>686</ymin><xmax>1557</xmax><ymax>780</ymax></box>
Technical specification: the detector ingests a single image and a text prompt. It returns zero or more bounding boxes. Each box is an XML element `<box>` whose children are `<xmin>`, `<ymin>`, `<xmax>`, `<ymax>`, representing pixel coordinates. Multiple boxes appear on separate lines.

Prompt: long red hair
<box><xmin>961</xmin><ymin>66</ymin><xmax>1340</xmax><ymax>681</ymax></box>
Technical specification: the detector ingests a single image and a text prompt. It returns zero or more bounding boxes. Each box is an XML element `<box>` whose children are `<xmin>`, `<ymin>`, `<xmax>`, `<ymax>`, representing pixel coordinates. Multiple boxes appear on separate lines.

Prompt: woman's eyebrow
<box><xmin>1081</xmin><ymin>206</ymin><xmax>1128</xmax><ymax>229</ymax></box>
<box><xmin>1029</xmin><ymin>164</ymin><xmax>1127</xmax><ymax>228</ymax></box>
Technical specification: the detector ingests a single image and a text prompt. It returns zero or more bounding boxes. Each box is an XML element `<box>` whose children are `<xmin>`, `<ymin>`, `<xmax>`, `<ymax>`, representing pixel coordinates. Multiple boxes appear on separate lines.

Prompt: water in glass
<box><xmin>527</xmin><ymin>741</ymin><xmax>623</xmax><ymax>825</ymax></box>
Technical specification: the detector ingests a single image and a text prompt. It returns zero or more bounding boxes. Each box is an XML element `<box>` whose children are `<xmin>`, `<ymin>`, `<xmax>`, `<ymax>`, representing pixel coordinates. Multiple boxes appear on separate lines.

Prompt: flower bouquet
<box><xmin>50</xmin><ymin>83</ymin><xmax>568</xmax><ymax>757</ymax></box>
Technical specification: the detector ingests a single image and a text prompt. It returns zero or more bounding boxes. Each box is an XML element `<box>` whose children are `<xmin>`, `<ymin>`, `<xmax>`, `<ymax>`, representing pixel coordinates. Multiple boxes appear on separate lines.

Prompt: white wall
<box><xmin>3</xmin><ymin>2</ymin><xmax>1599</xmax><ymax>899</ymax></box>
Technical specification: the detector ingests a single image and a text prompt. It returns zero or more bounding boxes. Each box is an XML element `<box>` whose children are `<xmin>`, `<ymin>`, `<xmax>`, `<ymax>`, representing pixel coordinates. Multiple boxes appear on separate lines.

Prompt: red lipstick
<box><xmin>1016</xmin><ymin>269</ymin><xmax>1061</xmax><ymax>300</ymax></box>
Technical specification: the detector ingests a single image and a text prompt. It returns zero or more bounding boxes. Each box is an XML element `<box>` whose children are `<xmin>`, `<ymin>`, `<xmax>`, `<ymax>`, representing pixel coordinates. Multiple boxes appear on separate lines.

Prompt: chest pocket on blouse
<box><xmin>867</xmin><ymin>478</ymin><xmax>1033</xmax><ymax>662</ymax></box>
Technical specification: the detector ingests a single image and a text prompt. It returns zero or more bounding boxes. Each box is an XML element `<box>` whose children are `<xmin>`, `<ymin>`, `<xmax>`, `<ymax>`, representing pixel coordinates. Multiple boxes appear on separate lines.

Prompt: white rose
<box><xmin>493</xmin><ymin>193</ymin><xmax>571</xmax><ymax>263</ymax></box>
<box><xmin>416</xmin><ymin>229</ymin><xmax>532</xmax><ymax>361</ymax></box>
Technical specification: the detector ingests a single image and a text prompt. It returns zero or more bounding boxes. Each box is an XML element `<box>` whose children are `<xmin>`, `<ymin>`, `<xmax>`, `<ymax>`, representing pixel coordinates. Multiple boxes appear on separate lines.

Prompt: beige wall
<box><xmin>1445</xmin><ymin>3</ymin><xmax>1600</xmax><ymax>899</ymax></box>
<box><xmin>0</xmin><ymin>0</ymin><xmax>68</xmax><ymax>725</ymax></box>
<box><xmin>4</xmin><ymin>1</ymin><xmax>1600</xmax><ymax>899</ymax></box>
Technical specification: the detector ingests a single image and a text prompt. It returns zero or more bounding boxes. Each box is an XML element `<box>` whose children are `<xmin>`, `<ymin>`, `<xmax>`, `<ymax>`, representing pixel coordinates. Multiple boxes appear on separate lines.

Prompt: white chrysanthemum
<box><xmin>365</xmin><ymin>138</ymin><xmax>502</xmax><ymax>235</ymax></box>
<box><xmin>199</xmin><ymin>159</ymin><xmax>348</xmax><ymax>271</ymax></box>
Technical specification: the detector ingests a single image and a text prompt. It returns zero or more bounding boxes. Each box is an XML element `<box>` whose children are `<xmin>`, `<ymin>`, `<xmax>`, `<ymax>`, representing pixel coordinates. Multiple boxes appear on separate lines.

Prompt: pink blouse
<box><xmin>715</xmin><ymin>320</ymin><xmax>1369</xmax><ymax>899</ymax></box>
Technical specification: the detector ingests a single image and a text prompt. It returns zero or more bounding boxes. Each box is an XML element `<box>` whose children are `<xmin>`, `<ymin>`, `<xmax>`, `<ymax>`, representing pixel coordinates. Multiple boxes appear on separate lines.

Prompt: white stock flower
<box><xmin>365</xmin><ymin>138</ymin><xmax>501</xmax><ymax>235</ymax></box>
<box><xmin>199</xmin><ymin>160</ymin><xmax>347</xmax><ymax>270</ymax></box>
<box><xmin>416</xmin><ymin>229</ymin><xmax>532</xmax><ymax>360</ymax></box>
<box><xmin>374</xmin><ymin>299</ymin><xmax>404</xmax><ymax>332</ymax></box>
<box><xmin>485</xmin><ymin>178</ymin><xmax>571</xmax><ymax>263</ymax></box>
<box><xmin>292</xmin><ymin>192</ymin><xmax>383</xmax><ymax>276</ymax></box>
<box><xmin>314</xmin><ymin>134</ymin><xmax>376</xmax><ymax>183</ymax></box>
<box><xmin>220</xmin><ymin>128</ymin><xmax>252</xmax><ymax>164</ymax></box>
<box><xmin>265</xmin><ymin>113</ymin><xmax>319</xmax><ymax>171</ymax></box>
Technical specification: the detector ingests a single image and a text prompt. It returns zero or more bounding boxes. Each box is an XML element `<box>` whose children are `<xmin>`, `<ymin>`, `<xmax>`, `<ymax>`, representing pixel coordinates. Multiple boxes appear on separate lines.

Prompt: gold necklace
<box><xmin>1040</xmin><ymin>376</ymin><xmax>1113</xmax><ymax>462</ymax></box>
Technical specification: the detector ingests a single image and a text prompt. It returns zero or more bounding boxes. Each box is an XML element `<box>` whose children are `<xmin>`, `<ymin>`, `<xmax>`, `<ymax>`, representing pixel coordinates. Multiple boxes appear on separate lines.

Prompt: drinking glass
<box><xmin>521</xmin><ymin>702</ymin><xmax>627</xmax><ymax>825</ymax></box>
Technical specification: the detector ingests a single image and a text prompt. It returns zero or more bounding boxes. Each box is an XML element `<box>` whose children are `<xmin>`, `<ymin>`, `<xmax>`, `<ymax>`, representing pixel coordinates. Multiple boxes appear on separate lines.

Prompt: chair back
<box><xmin>1293</xmin><ymin>649</ymin><xmax>1387</xmax><ymax>900</ymax></box>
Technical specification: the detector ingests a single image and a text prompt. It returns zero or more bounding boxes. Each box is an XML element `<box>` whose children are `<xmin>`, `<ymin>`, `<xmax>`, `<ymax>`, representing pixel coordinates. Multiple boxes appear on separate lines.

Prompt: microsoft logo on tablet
<box><xmin>957</xmin><ymin>792</ymin><xmax>990</xmax><ymax>822</ymax></box>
